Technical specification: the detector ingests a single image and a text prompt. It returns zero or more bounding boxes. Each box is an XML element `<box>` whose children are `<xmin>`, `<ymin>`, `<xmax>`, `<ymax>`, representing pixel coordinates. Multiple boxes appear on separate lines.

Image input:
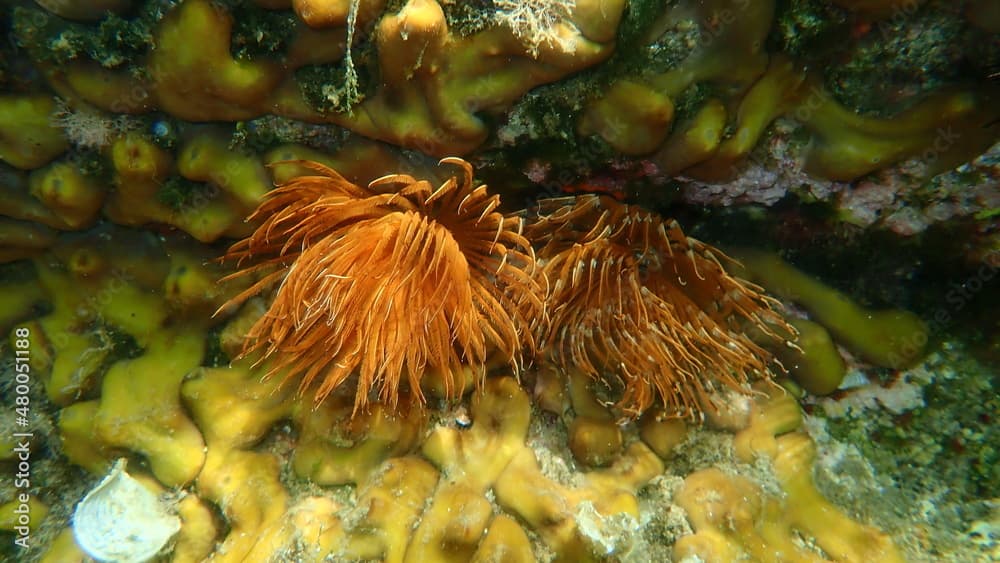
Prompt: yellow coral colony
<box><xmin>49</xmin><ymin>0</ymin><xmax>625</xmax><ymax>156</ymax></box>
<box><xmin>582</xmin><ymin>0</ymin><xmax>998</xmax><ymax>183</ymax></box>
<box><xmin>218</xmin><ymin>157</ymin><xmax>543</xmax><ymax>413</ymax></box>
<box><xmin>677</xmin><ymin>386</ymin><xmax>905</xmax><ymax>562</ymax></box>
<box><xmin>0</xmin><ymin>0</ymin><xmax>958</xmax><ymax>560</ymax></box>
<box><xmin>9</xmin><ymin>150</ymin><xmax>910</xmax><ymax>563</ymax></box>
<box><xmin>527</xmin><ymin>195</ymin><xmax>796</xmax><ymax>419</ymax></box>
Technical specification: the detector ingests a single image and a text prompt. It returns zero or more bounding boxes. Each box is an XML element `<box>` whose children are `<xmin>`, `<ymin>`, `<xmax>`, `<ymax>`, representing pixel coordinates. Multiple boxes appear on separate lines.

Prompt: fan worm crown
<box><xmin>219</xmin><ymin>157</ymin><xmax>543</xmax><ymax>413</ymax></box>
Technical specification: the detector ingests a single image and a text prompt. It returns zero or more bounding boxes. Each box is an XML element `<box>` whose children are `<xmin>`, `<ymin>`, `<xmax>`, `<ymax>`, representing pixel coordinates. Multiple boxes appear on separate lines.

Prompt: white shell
<box><xmin>72</xmin><ymin>459</ymin><xmax>181</xmax><ymax>563</ymax></box>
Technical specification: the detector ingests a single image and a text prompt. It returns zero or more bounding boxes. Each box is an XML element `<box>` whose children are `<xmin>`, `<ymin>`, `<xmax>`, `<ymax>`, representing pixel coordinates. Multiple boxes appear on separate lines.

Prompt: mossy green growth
<box><xmin>229</xmin><ymin>4</ymin><xmax>298</xmax><ymax>60</ymax></box>
<box><xmin>973</xmin><ymin>207</ymin><xmax>1000</xmax><ymax>221</ymax></box>
<box><xmin>823</xmin><ymin>345</ymin><xmax>999</xmax><ymax>541</ymax></box>
<box><xmin>439</xmin><ymin>0</ymin><xmax>495</xmax><ymax>37</ymax></box>
<box><xmin>769</xmin><ymin>0</ymin><xmax>848</xmax><ymax>59</ymax></box>
<box><xmin>615</xmin><ymin>0</ymin><xmax>670</xmax><ymax>58</ymax></box>
<box><xmin>203</xmin><ymin>323</ymin><xmax>229</xmax><ymax>369</ymax></box>
<box><xmin>480</xmin><ymin>81</ymin><xmax>617</xmax><ymax>190</ymax></box>
<box><xmin>610</xmin><ymin>0</ymin><xmax>699</xmax><ymax>76</ymax></box>
<box><xmin>670</xmin><ymin>82</ymin><xmax>714</xmax><ymax>123</ymax></box>
<box><xmin>296</xmin><ymin>51</ymin><xmax>374</xmax><ymax>115</ymax></box>
<box><xmin>74</xmin><ymin>149</ymin><xmax>113</xmax><ymax>185</ymax></box>
<box><xmin>0</xmin><ymin>260</ymin><xmax>42</xmax><ymax>286</ymax></box>
<box><xmin>232</xmin><ymin>119</ymin><xmax>286</xmax><ymax>154</ymax></box>
<box><xmin>732</xmin><ymin>248</ymin><xmax>929</xmax><ymax>370</ymax></box>
<box><xmin>231</xmin><ymin>116</ymin><xmax>352</xmax><ymax>154</ymax></box>
<box><xmin>824</xmin><ymin>3</ymin><xmax>972</xmax><ymax>115</ymax></box>
<box><xmin>157</xmin><ymin>176</ymin><xmax>214</xmax><ymax>212</ymax></box>
<box><xmin>102</xmin><ymin>324</ymin><xmax>143</xmax><ymax>361</ymax></box>
<box><xmin>12</xmin><ymin>6</ymin><xmax>156</xmax><ymax>71</ymax></box>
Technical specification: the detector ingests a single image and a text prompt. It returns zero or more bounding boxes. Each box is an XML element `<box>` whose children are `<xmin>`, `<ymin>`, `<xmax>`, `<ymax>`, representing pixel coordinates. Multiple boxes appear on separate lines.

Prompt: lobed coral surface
<box><xmin>0</xmin><ymin>0</ymin><xmax>997</xmax><ymax>562</ymax></box>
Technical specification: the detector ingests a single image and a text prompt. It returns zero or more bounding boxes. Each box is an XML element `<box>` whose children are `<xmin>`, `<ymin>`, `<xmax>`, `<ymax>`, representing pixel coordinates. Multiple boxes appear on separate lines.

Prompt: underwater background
<box><xmin>0</xmin><ymin>0</ymin><xmax>998</xmax><ymax>561</ymax></box>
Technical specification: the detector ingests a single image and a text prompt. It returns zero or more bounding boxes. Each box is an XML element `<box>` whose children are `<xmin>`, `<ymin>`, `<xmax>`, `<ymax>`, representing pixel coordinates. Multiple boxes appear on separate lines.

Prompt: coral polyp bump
<box><xmin>528</xmin><ymin>195</ymin><xmax>796</xmax><ymax>419</ymax></box>
<box><xmin>219</xmin><ymin>157</ymin><xmax>543</xmax><ymax>413</ymax></box>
